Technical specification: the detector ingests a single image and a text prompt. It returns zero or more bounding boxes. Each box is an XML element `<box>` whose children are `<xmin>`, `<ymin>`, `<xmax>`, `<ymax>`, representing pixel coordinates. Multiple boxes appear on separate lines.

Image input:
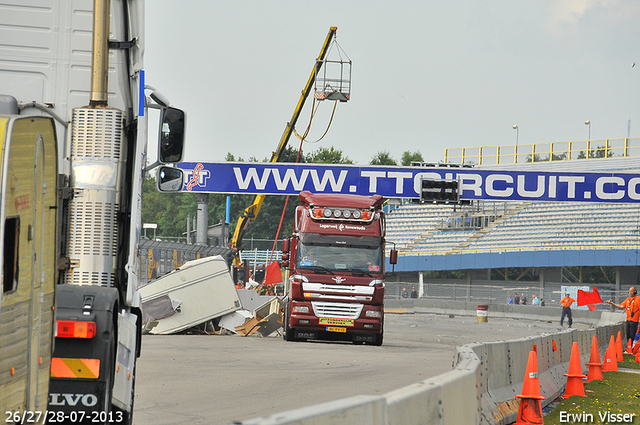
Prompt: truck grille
<box><xmin>311</xmin><ymin>302</ymin><xmax>363</xmax><ymax>319</ymax></box>
<box><xmin>302</xmin><ymin>282</ymin><xmax>374</xmax><ymax>295</ymax></box>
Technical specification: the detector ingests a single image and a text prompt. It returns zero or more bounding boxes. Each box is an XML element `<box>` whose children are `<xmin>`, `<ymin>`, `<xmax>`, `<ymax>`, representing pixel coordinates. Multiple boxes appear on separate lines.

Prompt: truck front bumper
<box><xmin>289</xmin><ymin>300</ymin><xmax>383</xmax><ymax>339</ymax></box>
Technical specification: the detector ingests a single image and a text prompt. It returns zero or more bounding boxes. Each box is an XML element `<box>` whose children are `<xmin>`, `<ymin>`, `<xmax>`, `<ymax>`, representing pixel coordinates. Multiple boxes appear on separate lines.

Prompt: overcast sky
<box><xmin>145</xmin><ymin>1</ymin><xmax>640</xmax><ymax>165</ymax></box>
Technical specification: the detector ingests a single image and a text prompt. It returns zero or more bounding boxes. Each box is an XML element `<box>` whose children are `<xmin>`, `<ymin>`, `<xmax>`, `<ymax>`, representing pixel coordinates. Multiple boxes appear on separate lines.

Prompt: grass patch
<box><xmin>543</xmin><ymin>354</ymin><xmax>640</xmax><ymax>424</ymax></box>
<box><xmin>619</xmin><ymin>353</ymin><xmax>640</xmax><ymax>370</ymax></box>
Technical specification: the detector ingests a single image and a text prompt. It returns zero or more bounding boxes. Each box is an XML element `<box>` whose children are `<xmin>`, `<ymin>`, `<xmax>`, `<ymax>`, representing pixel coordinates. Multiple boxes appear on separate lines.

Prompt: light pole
<box><xmin>512</xmin><ymin>125</ymin><xmax>519</xmax><ymax>164</ymax></box>
<box><xmin>584</xmin><ymin>120</ymin><xmax>591</xmax><ymax>141</ymax></box>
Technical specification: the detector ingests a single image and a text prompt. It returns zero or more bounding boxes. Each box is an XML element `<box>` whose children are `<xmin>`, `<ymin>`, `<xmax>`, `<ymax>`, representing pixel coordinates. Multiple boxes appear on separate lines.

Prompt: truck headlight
<box><xmin>365</xmin><ymin>310</ymin><xmax>381</xmax><ymax>318</ymax></box>
<box><xmin>293</xmin><ymin>306</ymin><xmax>309</xmax><ymax>313</ymax></box>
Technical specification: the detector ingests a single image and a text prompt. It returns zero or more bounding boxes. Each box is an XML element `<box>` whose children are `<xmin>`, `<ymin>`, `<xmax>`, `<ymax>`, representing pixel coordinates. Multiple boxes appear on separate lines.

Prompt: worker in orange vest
<box><xmin>607</xmin><ymin>287</ymin><xmax>639</xmax><ymax>342</ymax></box>
<box><xmin>559</xmin><ymin>293</ymin><xmax>576</xmax><ymax>328</ymax></box>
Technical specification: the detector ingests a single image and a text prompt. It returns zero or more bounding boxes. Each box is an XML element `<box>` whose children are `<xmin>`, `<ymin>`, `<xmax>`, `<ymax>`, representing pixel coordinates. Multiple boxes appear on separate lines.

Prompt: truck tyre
<box><xmin>373</xmin><ymin>330</ymin><xmax>383</xmax><ymax>346</ymax></box>
<box><xmin>283</xmin><ymin>303</ymin><xmax>295</xmax><ymax>341</ymax></box>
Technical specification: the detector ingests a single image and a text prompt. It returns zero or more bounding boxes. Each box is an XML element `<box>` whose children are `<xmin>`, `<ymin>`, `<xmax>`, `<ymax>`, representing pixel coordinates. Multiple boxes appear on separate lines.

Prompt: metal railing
<box><xmin>239</xmin><ymin>249</ymin><xmax>282</xmax><ymax>266</ymax></box>
<box><xmin>400</xmin><ymin>243</ymin><xmax>640</xmax><ymax>256</ymax></box>
<box><xmin>386</xmin><ymin>281</ymin><xmax>630</xmax><ymax>309</ymax></box>
<box><xmin>139</xmin><ymin>238</ymin><xmax>231</xmax><ymax>285</ymax></box>
<box><xmin>444</xmin><ymin>137</ymin><xmax>640</xmax><ymax>165</ymax></box>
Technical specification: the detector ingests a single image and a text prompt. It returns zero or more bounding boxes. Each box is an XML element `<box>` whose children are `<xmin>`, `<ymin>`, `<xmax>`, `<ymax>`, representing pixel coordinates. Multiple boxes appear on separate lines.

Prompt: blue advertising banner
<box><xmin>177</xmin><ymin>162</ymin><xmax>640</xmax><ymax>203</ymax></box>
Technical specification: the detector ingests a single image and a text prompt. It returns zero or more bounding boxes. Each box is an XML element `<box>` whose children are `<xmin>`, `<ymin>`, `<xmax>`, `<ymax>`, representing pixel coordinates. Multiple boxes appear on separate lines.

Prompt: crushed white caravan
<box><xmin>140</xmin><ymin>256</ymin><xmax>241</xmax><ymax>334</ymax></box>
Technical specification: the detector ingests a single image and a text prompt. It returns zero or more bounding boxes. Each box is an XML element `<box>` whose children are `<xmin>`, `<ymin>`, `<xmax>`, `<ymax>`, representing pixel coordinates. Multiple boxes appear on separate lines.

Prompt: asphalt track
<box><xmin>133</xmin><ymin>311</ymin><xmax>565</xmax><ymax>425</ymax></box>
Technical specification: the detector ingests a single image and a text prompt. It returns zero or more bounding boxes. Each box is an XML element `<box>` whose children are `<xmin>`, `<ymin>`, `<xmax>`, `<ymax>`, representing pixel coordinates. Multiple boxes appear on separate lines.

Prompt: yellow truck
<box><xmin>0</xmin><ymin>114</ymin><xmax>57</xmax><ymax>420</ymax></box>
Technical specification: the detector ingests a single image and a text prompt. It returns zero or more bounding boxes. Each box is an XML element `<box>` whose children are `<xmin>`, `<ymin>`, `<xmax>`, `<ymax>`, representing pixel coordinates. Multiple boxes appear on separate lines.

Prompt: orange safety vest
<box><xmin>560</xmin><ymin>296</ymin><xmax>575</xmax><ymax>308</ymax></box>
<box><xmin>621</xmin><ymin>297</ymin><xmax>639</xmax><ymax>322</ymax></box>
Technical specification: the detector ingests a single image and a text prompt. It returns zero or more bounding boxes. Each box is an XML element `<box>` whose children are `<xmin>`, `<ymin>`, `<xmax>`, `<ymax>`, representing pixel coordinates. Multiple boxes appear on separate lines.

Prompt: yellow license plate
<box><xmin>327</xmin><ymin>326</ymin><xmax>347</xmax><ymax>333</ymax></box>
<box><xmin>319</xmin><ymin>317</ymin><xmax>354</xmax><ymax>327</ymax></box>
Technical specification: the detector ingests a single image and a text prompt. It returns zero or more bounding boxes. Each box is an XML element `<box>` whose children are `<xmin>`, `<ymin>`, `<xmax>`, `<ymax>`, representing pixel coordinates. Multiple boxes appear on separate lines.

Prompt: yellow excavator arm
<box><xmin>231</xmin><ymin>27</ymin><xmax>338</xmax><ymax>267</ymax></box>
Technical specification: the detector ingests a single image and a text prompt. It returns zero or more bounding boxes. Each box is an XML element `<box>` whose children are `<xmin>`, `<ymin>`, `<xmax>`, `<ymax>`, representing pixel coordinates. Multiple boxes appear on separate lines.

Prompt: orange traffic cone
<box><xmin>602</xmin><ymin>348</ymin><xmax>612</xmax><ymax>372</ymax></box>
<box><xmin>636</xmin><ymin>352</ymin><xmax>640</xmax><ymax>364</ymax></box>
<box><xmin>563</xmin><ymin>341</ymin><xmax>586</xmax><ymax>398</ymax></box>
<box><xmin>586</xmin><ymin>335</ymin><xmax>604</xmax><ymax>382</ymax></box>
<box><xmin>607</xmin><ymin>335</ymin><xmax>617</xmax><ymax>365</ymax></box>
<box><xmin>626</xmin><ymin>338</ymin><xmax>633</xmax><ymax>354</ymax></box>
<box><xmin>514</xmin><ymin>350</ymin><xmax>545</xmax><ymax>425</ymax></box>
<box><xmin>616</xmin><ymin>331</ymin><xmax>624</xmax><ymax>362</ymax></box>
<box><xmin>634</xmin><ymin>339</ymin><xmax>640</xmax><ymax>355</ymax></box>
<box><xmin>603</xmin><ymin>347</ymin><xmax>618</xmax><ymax>372</ymax></box>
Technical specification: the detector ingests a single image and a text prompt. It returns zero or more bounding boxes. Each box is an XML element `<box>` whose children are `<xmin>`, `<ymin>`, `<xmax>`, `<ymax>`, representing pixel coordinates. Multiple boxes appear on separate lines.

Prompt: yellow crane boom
<box><xmin>231</xmin><ymin>27</ymin><xmax>338</xmax><ymax>268</ymax></box>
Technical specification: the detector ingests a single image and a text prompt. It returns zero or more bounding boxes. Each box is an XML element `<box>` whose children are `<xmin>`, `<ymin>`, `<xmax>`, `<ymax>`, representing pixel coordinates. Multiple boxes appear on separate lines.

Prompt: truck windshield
<box><xmin>297</xmin><ymin>240</ymin><xmax>382</xmax><ymax>274</ymax></box>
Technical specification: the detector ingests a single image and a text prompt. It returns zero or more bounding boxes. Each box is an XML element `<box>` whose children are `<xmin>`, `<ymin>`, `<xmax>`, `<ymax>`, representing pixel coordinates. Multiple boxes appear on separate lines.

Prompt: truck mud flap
<box><xmin>48</xmin><ymin>379</ymin><xmax>109</xmax><ymax>417</ymax></box>
<box><xmin>49</xmin><ymin>285</ymin><xmax>119</xmax><ymax>419</ymax></box>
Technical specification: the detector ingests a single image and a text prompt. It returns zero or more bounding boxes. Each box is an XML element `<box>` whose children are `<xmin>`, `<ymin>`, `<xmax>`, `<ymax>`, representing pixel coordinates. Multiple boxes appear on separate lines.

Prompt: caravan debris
<box><xmin>140</xmin><ymin>256</ymin><xmax>241</xmax><ymax>334</ymax></box>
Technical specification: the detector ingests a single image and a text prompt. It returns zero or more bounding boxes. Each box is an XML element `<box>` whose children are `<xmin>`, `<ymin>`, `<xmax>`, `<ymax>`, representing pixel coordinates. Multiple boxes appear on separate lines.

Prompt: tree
<box><xmin>142</xmin><ymin>172</ymin><xmax>196</xmax><ymax>239</ymax></box>
<box><xmin>576</xmin><ymin>146</ymin><xmax>614</xmax><ymax>160</ymax></box>
<box><xmin>590</xmin><ymin>145</ymin><xmax>614</xmax><ymax>159</ymax></box>
<box><xmin>265</xmin><ymin>144</ymin><xmax>306</xmax><ymax>163</ymax></box>
<box><xmin>370</xmin><ymin>150</ymin><xmax>397</xmax><ymax>165</ymax></box>
<box><xmin>401</xmin><ymin>150</ymin><xmax>424</xmax><ymax>166</ymax></box>
<box><xmin>225</xmin><ymin>151</ymin><xmax>260</xmax><ymax>162</ymax></box>
<box><xmin>305</xmin><ymin>146</ymin><xmax>353</xmax><ymax>164</ymax></box>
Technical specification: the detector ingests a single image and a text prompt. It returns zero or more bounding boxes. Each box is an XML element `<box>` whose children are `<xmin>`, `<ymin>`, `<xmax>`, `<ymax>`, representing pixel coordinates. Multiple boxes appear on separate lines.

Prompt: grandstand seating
<box><xmin>385</xmin><ymin>200</ymin><xmax>640</xmax><ymax>256</ymax></box>
<box><xmin>384</xmin><ymin>203</ymin><xmax>456</xmax><ymax>248</ymax></box>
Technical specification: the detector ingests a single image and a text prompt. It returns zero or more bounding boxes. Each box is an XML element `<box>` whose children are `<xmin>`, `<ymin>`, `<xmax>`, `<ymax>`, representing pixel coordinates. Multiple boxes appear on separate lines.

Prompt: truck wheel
<box><xmin>373</xmin><ymin>330</ymin><xmax>383</xmax><ymax>346</ymax></box>
<box><xmin>283</xmin><ymin>304</ymin><xmax>295</xmax><ymax>341</ymax></box>
<box><xmin>285</xmin><ymin>325</ymin><xmax>295</xmax><ymax>341</ymax></box>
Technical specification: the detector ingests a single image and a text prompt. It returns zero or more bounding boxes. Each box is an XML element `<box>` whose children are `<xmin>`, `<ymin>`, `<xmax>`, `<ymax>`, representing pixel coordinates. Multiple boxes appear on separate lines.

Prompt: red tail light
<box><xmin>56</xmin><ymin>320</ymin><xmax>97</xmax><ymax>339</ymax></box>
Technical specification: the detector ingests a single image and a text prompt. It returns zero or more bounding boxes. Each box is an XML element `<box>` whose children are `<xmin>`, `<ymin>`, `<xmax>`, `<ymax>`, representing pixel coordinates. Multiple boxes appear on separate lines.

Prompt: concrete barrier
<box><xmin>385</xmin><ymin>353</ymin><xmax>480</xmax><ymax>424</ymax></box>
<box><xmin>239</xmin><ymin>395</ymin><xmax>388</xmax><ymax>425</ymax></box>
<box><xmin>384</xmin><ymin>299</ymin><xmax>607</xmax><ymax>326</ymax></box>
<box><xmin>238</xmin><ymin>304</ymin><xmax>624</xmax><ymax>425</ymax></box>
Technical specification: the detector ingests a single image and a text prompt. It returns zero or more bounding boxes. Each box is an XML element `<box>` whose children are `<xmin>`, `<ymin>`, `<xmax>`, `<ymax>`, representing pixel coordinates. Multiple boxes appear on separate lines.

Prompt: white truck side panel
<box><xmin>0</xmin><ymin>0</ymin><xmax>137</xmax><ymax>174</ymax></box>
<box><xmin>112</xmin><ymin>311</ymin><xmax>137</xmax><ymax>411</ymax></box>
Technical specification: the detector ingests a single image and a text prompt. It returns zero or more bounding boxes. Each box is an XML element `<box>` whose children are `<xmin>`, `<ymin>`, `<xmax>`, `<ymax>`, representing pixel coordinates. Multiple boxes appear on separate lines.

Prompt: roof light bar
<box><xmin>310</xmin><ymin>207</ymin><xmax>374</xmax><ymax>222</ymax></box>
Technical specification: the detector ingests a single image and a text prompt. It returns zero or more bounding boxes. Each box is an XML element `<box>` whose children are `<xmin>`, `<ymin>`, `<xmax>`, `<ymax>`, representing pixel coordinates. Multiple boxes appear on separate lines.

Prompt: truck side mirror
<box><xmin>389</xmin><ymin>249</ymin><xmax>398</xmax><ymax>265</ymax></box>
<box><xmin>282</xmin><ymin>238</ymin><xmax>290</xmax><ymax>253</ymax></box>
<box><xmin>159</xmin><ymin>107</ymin><xmax>186</xmax><ymax>163</ymax></box>
<box><xmin>157</xmin><ymin>166</ymin><xmax>184</xmax><ymax>192</ymax></box>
